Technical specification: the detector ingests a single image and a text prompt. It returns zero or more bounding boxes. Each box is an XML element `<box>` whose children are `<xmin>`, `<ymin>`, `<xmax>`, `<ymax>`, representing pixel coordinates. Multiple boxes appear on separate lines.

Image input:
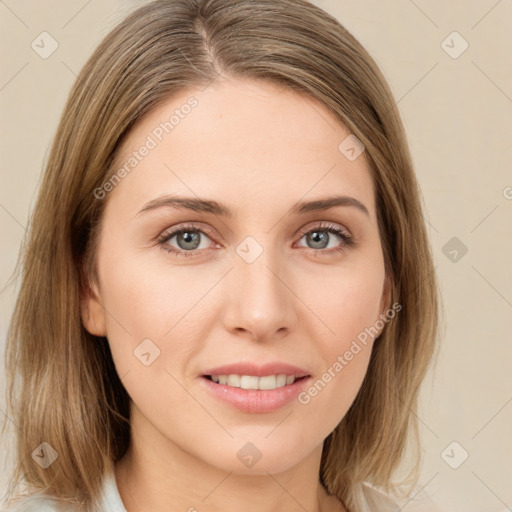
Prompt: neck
<box><xmin>114</xmin><ymin>412</ymin><xmax>345</xmax><ymax>512</ymax></box>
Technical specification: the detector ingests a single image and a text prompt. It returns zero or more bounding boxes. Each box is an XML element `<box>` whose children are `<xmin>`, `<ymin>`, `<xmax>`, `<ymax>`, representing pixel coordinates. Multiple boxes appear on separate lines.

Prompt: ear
<box><xmin>80</xmin><ymin>278</ymin><xmax>107</xmax><ymax>337</ymax></box>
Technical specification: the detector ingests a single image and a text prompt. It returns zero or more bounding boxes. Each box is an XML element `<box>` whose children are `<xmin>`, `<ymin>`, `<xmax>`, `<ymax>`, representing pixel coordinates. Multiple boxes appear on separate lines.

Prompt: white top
<box><xmin>4</xmin><ymin>470</ymin><xmax>125</xmax><ymax>512</ymax></box>
<box><xmin>4</xmin><ymin>469</ymin><xmax>438</xmax><ymax>512</ymax></box>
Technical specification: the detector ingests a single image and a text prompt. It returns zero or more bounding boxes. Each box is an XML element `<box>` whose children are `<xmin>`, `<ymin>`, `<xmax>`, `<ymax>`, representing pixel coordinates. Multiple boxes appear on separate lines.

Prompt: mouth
<box><xmin>199</xmin><ymin>362</ymin><xmax>312</xmax><ymax>413</ymax></box>
<box><xmin>203</xmin><ymin>374</ymin><xmax>308</xmax><ymax>390</ymax></box>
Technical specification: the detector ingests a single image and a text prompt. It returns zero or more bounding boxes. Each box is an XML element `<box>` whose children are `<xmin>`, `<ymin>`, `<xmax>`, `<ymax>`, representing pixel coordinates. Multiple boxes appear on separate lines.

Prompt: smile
<box><xmin>206</xmin><ymin>374</ymin><xmax>301</xmax><ymax>390</ymax></box>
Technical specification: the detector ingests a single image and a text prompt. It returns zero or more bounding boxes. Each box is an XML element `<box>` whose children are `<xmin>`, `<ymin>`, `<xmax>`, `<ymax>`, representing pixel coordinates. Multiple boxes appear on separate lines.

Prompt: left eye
<box><xmin>296</xmin><ymin>225</ymin><xmax>353</xmax><ymax>251</ymax></box>
<box><xmin>157</xmin><ymin>222</ymin><xmax>353</xmax><ymax>258</ymax></box>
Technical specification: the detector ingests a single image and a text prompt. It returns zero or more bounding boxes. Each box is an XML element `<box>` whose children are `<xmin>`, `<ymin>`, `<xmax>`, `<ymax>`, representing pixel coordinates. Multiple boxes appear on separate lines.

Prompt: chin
<box><xmin>198</xmin><ymin>434</ymin><xmax>315</xmax><ymax>476</ymax></box>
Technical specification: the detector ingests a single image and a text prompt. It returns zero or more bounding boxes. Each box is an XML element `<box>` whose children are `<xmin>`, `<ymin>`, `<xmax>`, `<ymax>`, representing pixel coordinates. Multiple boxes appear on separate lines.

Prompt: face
<box><xmin>81</xmin><ymin>77</ymin><xmax>390</xmax><ymax>475</ymax></box>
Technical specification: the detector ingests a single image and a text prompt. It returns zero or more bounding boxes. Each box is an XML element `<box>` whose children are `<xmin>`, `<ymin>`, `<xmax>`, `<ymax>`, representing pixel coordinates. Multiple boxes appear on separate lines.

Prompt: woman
<box><xmin>2</xmin><ymin>0</ymin><xmax>441</xmax><ymax>510</ymax></box>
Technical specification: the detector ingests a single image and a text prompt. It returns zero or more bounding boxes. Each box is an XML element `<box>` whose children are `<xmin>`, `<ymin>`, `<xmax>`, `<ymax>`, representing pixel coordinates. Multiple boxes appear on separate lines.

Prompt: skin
<box><xmin>81</xmin><ymin>77</ymin><xmax>391</xmax><ymax>512</ymax></box>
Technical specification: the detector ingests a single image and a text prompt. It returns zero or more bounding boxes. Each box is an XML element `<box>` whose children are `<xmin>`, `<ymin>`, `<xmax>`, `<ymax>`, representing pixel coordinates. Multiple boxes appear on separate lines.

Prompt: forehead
<box><xmin>109</xmin><ymin>77</ymin><xmax>376</xmax><ymax>221</ymax></box>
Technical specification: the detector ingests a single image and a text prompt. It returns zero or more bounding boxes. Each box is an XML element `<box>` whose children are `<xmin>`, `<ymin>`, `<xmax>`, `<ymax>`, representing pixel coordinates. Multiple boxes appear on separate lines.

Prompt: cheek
<box><xmin>98</xmin><ymin>246</ymin><xmax>216</xmax><ymax>339</ymax></box>
<box><xmin>301</xmin><ymin>252</ymin><xmax>386</xmax><ymax>350</ymax></box>
<box><xmin>297</xmin><ymin>344</ymin><xmax>372</xmax><ymax>442</ymax></box>
<box><xmin>293</xmin><ymin>254</ymin><xmax>385</xmax><ymax>426</ymax></box>
<box><xmin>95</xmin><ymin>245</ymin><xmax>235</xmax><ymax>395</ymax></box>
<box><xmin>296</xmin><ymin>275</ymin><xmax>381</xmax><ymax>435</ymax></box>
<box><xmin>96</xmin><ymin>254</ymin><xmax>214</xmax><ymax>421</ymax></box>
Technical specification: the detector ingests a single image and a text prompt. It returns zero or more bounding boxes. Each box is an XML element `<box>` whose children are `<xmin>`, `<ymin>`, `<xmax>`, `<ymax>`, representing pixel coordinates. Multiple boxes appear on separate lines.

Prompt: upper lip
<box><xmin>202</xmin><ymin>362</ymin><xmax>310</xmax><ymax>378</ymax></box>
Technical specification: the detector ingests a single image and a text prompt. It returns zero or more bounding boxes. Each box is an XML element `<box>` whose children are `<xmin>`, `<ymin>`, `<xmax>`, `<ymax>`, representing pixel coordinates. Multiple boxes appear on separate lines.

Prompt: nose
<box><xmin>222</xmin><ymin>242</ymin><xmax>298</xmax><ymax>343</ymax></box>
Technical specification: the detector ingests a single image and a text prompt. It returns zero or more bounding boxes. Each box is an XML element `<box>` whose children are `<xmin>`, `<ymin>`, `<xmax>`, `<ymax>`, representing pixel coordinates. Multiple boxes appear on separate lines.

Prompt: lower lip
<box><xmin>199</xmin><ymin>376</ymin><xmax>311</xmax><ymax>413</ymax></box>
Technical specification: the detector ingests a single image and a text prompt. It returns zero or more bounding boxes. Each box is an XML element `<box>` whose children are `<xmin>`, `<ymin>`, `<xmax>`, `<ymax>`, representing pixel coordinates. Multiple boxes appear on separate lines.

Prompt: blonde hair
<box><xmin>3</xmin><ymin>0</ymin><xmax>441</xmax><ymax>510</ymax></box>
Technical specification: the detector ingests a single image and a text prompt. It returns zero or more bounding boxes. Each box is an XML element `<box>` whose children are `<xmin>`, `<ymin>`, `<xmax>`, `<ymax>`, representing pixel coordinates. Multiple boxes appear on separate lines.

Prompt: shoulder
<box><xmin>3</xmin><ymin>493</ymin><xmax>64</xmax><ymax>511</ymax></box>
<box><xmin>358</xmin><ymin>482</ymin><xmax>401</xmax><ymax>512</ymax></box>
<box><xmin>357</xmin><ymin>482</ymin><xmax>443</xmax><ymax>512</ymax></box>
<box><xmin>3</xmin><ymin>469</ymin><xmax>126</xmax><ymax>512</ymax></box>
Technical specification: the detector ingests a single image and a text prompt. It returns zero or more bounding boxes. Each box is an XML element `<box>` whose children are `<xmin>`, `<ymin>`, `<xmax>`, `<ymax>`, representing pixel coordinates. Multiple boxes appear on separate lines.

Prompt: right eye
<box><xmin>157</xmin><ymin>223</ymin><xmax>218</xmax><ymax>258</ymax></box>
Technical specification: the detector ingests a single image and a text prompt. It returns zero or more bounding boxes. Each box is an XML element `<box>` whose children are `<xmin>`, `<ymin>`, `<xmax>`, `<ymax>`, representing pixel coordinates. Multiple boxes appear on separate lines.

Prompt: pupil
<box><xmin>308</xmin><ymin>231</ymin><xmax>328</xmax><ymax>249</ymax></box>
<box><xmin>179</xmin><ymin>231</ymin><xmax>200</xmax><ymax>249</ymax></box>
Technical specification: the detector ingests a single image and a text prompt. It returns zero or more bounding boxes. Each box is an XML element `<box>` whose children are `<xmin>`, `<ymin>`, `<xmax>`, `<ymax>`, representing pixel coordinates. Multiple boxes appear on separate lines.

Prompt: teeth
<box><xmin>227</xmin><ymin>375</ymin><xmax>241</xmax><ymax>387</ymax></box>
<box><xmin>258</xmin><ymin>375</ymin><xmax>276</xmax><ymax>390</ymax></box>
<box><xmin>209</xmin><ymin>373</ymin><xmax>297</xmax><ymax>390</ymax></box>
<box><xmin>276</xmin><ymin>374</ymin><xmax>287</xmax><ymax>387</ymax></box>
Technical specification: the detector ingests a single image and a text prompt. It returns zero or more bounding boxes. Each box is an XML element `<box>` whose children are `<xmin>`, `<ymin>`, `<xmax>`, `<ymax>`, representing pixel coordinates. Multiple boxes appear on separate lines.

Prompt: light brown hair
<box><xmin>3</xmin><ymin>0</ymin><xmax>441</xmax><ymax>510</ymax></box>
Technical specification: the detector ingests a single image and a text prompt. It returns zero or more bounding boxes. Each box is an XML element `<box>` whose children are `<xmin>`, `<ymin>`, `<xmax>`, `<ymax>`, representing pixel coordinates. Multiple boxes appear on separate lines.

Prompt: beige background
<box><xmin>1</xmin><ymin>1</ymin><xmax>511</xmax><ymax>510</ymax></box>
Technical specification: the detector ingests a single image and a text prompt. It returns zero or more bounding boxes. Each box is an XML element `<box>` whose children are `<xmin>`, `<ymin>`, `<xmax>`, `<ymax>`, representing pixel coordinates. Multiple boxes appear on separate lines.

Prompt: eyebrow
<box><xmin>137</xmin><ymin>194</ymin><xmax>370</xmax><ymax>218</ymax></box>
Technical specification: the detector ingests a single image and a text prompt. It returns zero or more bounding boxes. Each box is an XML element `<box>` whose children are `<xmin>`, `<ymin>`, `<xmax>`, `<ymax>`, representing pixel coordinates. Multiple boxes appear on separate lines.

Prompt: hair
<box><xmin>2</xmin><ymin>0</ymin><xmax>442</xmax><ymax>510</ymax></box>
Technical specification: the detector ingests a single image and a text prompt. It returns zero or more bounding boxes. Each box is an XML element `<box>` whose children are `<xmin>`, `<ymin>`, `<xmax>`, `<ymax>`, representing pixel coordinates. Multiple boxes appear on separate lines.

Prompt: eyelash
<box><xmin>156</xmin><ymin>222</ymin><xmax>355</xmax><ymax>259</ymax></box>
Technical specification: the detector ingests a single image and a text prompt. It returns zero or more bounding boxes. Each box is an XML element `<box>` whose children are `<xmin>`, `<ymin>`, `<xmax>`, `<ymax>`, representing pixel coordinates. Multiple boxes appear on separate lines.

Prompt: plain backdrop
<box><xmin>1</xmin><ymin>1</ymin><xmax>511</xmax><ymax>511</ymax></box>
